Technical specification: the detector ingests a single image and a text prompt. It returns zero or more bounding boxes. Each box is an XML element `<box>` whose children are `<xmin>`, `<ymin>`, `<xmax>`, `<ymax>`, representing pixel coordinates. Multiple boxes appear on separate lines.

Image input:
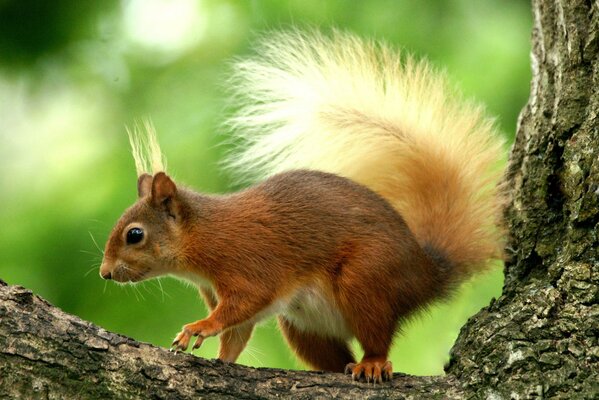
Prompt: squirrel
<box><xmin>100</xmin><ymin>30</ymin><xmax>505</xmax><ymax>383</ymax></box>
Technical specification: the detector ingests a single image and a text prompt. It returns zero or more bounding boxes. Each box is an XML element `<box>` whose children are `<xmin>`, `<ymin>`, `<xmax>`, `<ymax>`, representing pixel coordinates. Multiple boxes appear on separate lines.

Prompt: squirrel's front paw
<box><xmin>171</xmin><ymin>329</ymin><xmax>193</xmax><ymax>352</ymax></box>
<box><xmin>171</xmin><ymin>319</ymin><xmax>223</xmax><ymax>352</ymax></box>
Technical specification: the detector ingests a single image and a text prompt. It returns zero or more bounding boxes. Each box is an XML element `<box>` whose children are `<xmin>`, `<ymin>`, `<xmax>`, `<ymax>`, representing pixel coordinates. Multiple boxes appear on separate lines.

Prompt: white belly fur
<box><xmin>282</xmin><ymin>286</ymin><xmax>352</xmax><ymax>341</ymax></box>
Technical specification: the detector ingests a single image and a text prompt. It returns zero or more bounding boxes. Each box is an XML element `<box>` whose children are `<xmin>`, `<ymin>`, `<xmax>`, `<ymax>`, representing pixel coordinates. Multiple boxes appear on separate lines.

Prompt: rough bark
<box><xmin>1</xmin><ymin>0</ymin><xmax>598</xmax><ymax>398</ymax></box>
<box><xmin>447</xmin><ymin>0</ymin><xmax>599</xmax><ymax>398</ymax></box>
<box><xmin>0</xmin><ymin>280</ymin><xmax>461</xmax><ymax>399</ymax></box>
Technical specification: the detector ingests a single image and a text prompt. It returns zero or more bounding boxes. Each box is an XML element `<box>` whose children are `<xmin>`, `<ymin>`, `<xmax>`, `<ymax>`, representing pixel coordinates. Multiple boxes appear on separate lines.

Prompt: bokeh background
<box><xmin>0</xmin><ymin>0</ymin><xmax>531</xmax><ymax>375</ymax></box>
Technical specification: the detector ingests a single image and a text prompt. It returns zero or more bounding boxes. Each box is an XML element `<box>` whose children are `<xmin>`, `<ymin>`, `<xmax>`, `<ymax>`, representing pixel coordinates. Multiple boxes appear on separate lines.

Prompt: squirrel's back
<box><xmin>223</xmin><ymin>169</ymin><xmax>416</xmax><ymax>255</ymax></box>
<box><xmin>226</xmin><ymin>30</ymin><xmax>506</xmax><ymax>280</ymax></box>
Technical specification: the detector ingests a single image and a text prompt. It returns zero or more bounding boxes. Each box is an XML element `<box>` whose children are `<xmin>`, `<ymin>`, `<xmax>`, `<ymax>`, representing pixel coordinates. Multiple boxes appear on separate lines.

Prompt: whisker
<box><xmin>84</xmin><ymin>265</ymin><xmax>101</xmax><ymax>277</ymax></box>
<box><xmin>127</xmin><ymin>285</ymin><xmax>140</xmax><ymax>302</ymax></box>
<box><xmin>140</xmin><ymin>281</ymin><xmax>155</xmax><ymax>298</ymax></box>
<box><xmin>132</xmin><ymin>283</ymin><xmax>146</xmax><ymax>301</ymax></box>
<box><xmin>88</xmin><ymin>231</ymin><xmax>104</xmax><ymax>255</ymax></box>
<box><xmin>243</xmin><ymin>344</ymin><xmax>264</xmax><ymax>365</ymax></box>
<box><xmin>87</xmin><ymin>218</ymin><xmax>108</xmax><ymax>226</ymax></box>
<box><xmin>139</xmin><ymin>280</ymin><xmax>166</xmax><ymax>302</ymax></box>
<box><xmin>155</xmin><ymin>278</ymin><xmax>170</xmax><ymax>301</ymax></box>
<box><xmin>79</xmin><ymin>249</ymin><xmax>102</xmax><ymax>258</ymax></box>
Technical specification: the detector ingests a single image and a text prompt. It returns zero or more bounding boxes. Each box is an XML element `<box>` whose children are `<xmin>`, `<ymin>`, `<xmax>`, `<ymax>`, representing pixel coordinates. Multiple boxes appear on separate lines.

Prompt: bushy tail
<box><xmin>225</xmin><ymin>30</ymin><xmax>506</xmax><ymax>278</ymax></box>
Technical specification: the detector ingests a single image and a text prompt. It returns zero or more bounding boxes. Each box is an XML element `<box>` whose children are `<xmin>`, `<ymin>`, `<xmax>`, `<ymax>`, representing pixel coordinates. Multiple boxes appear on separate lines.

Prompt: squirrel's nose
<box><xmin>100</xmin><ymin>269</ymin><xmax>112</xmax><ymax>280</ymax></box>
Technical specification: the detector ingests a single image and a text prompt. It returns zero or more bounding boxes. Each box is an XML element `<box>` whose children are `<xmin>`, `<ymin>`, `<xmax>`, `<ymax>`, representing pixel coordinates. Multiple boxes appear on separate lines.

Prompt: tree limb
<box><xmin>0</xmin><ymin>279</ymin><xmax>463</xmax><ymax>399</ymax></box>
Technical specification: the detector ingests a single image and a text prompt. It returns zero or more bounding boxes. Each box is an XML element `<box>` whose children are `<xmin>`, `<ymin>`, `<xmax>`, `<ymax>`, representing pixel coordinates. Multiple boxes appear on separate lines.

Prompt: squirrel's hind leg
<box><xmin>334</xmin><ymin>254</ymin><xmax>399</xmax><ymax>382</ymax></box>
<box><xmin>278</xmin><ymin>316</ymin><xmax>355</xmax><ymax>373</ymax></box>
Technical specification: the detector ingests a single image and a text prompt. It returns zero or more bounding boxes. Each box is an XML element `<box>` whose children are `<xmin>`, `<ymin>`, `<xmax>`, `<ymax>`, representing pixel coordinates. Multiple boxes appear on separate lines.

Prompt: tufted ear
<box><xmin>151</xmin><ymin>172</ymin><xmax>178</xmax><ymax>217</ymax></box>
<box><xmin>137</xmin><ymin>173</ymin><xmax>153</xmax><ymax>198</ymax></box>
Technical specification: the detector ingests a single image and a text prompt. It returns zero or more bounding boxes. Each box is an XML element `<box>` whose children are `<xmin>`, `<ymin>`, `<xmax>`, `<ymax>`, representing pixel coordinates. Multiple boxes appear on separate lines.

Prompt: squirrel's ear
<box><xmin>137</xmin><ymin>173</ymin><xmax>153</xmax><ymax>198</ymax></box>
<box><xmin>151</xmin><ymin>172</ymin><xmax>178</xmax><ymax>212</ymax></box>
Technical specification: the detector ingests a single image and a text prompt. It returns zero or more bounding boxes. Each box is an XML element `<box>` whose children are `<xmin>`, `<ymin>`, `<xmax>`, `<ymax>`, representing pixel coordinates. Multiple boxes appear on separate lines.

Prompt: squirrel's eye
<box><xmin>126</xmin><ymin>227</ymin><xmax>144</xmax><ymax>244</ymax></box>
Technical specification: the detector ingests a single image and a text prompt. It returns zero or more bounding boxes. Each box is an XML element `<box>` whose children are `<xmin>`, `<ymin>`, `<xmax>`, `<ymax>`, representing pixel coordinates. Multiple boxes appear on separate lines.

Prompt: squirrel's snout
<box><xmin>99</xmin><ymin>263</ymin><xmax>112</xmax><ymax>280</ymax></box>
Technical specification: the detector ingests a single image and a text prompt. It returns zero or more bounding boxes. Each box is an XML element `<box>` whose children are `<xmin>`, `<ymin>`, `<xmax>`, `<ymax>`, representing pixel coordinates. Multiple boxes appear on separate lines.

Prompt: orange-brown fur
<box><xmin>278</xmin><ymin>317</ymin><xmax>354</xmax><ymax>373</ymax></box>
<box><xmin>101</xmin><ymin>169</ymin><xmax>471</xmax><ymax>382</ymax></box>
<box><xmin>100</xmin><ymin>30</ymin><xmax>505</xmax><ymax>383</ymax></box>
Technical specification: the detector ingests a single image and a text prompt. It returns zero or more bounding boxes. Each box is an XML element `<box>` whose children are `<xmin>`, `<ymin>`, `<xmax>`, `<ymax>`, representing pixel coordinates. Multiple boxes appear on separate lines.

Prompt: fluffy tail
<box><xmin>225</xmin><ymin>30</ymin><xmax>506</xmax><ymax>278</ymax></box>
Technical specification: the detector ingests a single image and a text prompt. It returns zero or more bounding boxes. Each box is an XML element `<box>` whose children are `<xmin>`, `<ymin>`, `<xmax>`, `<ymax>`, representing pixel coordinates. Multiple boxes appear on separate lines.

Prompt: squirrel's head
<box><xmin>100</xmin><ymin>172</ymin><xmax>182</xmax><ymax>283</ymax></box>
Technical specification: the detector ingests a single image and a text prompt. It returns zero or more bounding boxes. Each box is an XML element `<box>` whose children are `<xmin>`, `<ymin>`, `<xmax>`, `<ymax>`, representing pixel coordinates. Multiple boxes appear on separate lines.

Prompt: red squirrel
<box><xmin>100</xmin><ymin>30</ymin><xmax>505</xmax><ymax>383</ymax></box>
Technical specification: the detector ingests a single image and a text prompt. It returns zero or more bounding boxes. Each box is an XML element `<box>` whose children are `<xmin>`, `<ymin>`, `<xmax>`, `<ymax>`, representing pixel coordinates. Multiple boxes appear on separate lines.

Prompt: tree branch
<box><xmin>0</xmin><ymin>279</ymin><xmax>463</xmax><ymax>399</ymax></box>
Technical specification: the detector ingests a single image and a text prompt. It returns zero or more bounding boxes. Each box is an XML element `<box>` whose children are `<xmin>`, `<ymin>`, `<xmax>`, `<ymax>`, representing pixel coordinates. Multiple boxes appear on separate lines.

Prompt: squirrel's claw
<box><xmin>192</xmin><ymin>335</ymin><xmax>205</xmax><ymax>350</ymax></box>
<box><xmin>344</xmin><ymin>363</ymin><xmax>356</xmax><ymax>375</ymax></box>
<box><xmin>345</xmin><ymin>360</ymin><xmax>392</xmax><ymax>383</ymax></box>
<box><xmin>382</xmin><ymin>361</ymin><xmax>393</xmax><ymax>381</ymax></box>
<box><xmin>171</xmin><ymin>319</ymin><xmax>221</xmax><ymax>353</ymax></box>
<box><xmin>171</xmin><ymin>329</ymin><xmax>192</xmax><ymax>352</ymax></box>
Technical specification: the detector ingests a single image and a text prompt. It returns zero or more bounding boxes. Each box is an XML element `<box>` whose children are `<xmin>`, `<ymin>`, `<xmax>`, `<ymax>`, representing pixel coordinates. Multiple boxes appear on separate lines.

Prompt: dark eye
<box><xmin>126</xmin><ymin>227</ymin><xmax>144</xmax><ymax>244</ymax></box>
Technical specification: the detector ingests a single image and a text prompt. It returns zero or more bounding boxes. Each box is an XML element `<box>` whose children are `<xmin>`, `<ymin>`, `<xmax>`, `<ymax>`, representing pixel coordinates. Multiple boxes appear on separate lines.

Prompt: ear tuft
<box><xmin>151</xmin><ymin>172</ymin><xmax>177</xmax><ymax>206</ymax></box>
<box><xmin>137</xmin><ymin>173</ymin><xmax>153</xmax><ymax>198</ymax></box>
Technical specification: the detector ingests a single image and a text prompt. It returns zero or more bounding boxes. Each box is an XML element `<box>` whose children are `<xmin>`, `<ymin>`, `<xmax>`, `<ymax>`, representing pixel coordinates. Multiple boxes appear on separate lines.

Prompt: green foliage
<box><xmin>0</xmin><ymin>0</ymin><xmax>530</xmax><ymax>375</ymax></box>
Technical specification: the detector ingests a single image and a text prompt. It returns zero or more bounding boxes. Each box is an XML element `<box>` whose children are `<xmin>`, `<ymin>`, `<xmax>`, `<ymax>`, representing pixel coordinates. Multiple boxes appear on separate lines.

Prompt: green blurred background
<box><xmin>0</xmin><ymin>0</ymin><xmax>531</xmax><ymax>375</ymax></box>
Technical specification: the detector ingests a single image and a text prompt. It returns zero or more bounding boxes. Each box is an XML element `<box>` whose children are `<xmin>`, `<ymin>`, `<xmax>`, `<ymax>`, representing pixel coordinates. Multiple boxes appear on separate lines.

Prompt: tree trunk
<box><xmin>447</xmin><ymin>0</ymin><xmax>599</xmax><ymax>398</ymax></box>
<box><xmin>1</xmin><ymin>0</ymin><xmax>598</xmax><ymax>398</ymax></box>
